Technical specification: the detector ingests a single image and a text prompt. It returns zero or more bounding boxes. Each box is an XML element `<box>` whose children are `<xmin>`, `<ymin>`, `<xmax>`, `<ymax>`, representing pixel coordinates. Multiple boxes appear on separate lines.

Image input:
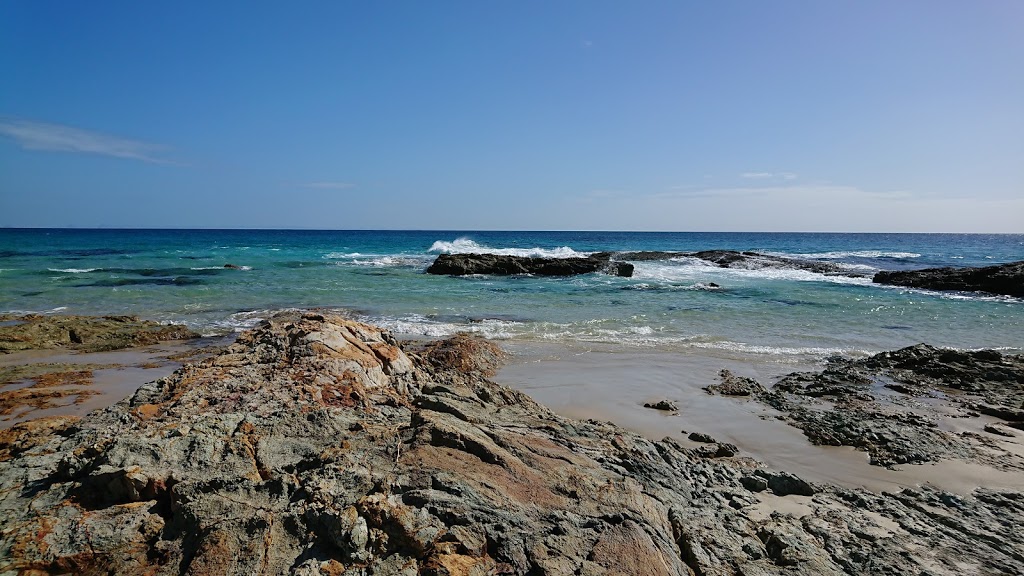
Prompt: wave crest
<box><xmin>428</xmin><ymin>237</ymin><xmax>588</xmax><ymax>258</ymax></box>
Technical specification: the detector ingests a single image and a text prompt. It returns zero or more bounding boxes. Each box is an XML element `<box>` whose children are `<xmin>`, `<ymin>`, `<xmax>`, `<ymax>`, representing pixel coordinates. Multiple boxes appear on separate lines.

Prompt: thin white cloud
<box><xmin>567</xmin><ymin>182</ymin><xmax>1021</xmax><ymax>232</ymax></box>
<box><xmin>652</xmin><ymin>184</ymin><xmax>910</xmax><ymax>201</ymax></box>
<box><xmin>740</xmin><ymin>172</ymin><xmax>798</xmax><ymax>180</ymax></box>
<box><xmin>0</xmin><ymin>118</ymin><xmax>171</xmax><ymax>163</ymax></box>
<box><xmin>301</xmin><ymin>181</ymin><xmax>356</xmax><ymax>190</ymax></box>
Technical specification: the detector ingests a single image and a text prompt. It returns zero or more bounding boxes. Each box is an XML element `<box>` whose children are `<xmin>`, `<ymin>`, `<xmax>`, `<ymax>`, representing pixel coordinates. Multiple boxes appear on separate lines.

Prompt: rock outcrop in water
<box><xmin>0</xmin><ymin>314</ymin><xmax>199</xmax><ymax>354</ymax></box>
<box><xmin>2</xmin><ymin>313</ymin><xmax>1023</xmax><ymax>574</ymax></box>
<box><xmin>684</xmin><ymin>251</ymin><xmax>863</xmax><ymax>277</ymax></box>
<box><xmin>872</xmin><ymin>260</ymin><xmax>1024</xmax><ymax>297</ymax></box>
<box><xmin>426</xmin><ymin>253</ymin><xmax>634</xmax><ymax>277</ymax></box>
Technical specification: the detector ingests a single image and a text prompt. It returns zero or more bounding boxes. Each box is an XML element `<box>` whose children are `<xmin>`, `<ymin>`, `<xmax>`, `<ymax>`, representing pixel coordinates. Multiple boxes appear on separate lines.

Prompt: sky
<box><xmin>1</xmin><ymin>1</ymin><xmax>1022</xmax><ymax>232</ymax></box>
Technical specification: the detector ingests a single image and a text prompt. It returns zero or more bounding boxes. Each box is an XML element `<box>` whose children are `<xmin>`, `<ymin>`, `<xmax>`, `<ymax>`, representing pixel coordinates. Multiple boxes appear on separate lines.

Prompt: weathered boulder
<box><xmin>1</xmin><ymin>314</ymin><xmax>1023</xmax><ymax>575</ymax></box>
<box><xmin>426</xmin><ymin>253</ymin><xmax>633</xmax><ymax>277</ymax></box>
<box><xmin>873</xmin><ymin>260</ymin><xmax>1024</xmax><ymax>297</ymax></box>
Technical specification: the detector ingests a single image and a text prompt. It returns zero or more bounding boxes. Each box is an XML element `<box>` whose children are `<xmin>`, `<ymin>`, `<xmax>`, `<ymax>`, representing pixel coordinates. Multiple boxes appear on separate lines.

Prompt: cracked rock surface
<box><xmin>1</xmin><ymin>313</ymin><xmax>1022</xmax><ymax>575</ymax></box>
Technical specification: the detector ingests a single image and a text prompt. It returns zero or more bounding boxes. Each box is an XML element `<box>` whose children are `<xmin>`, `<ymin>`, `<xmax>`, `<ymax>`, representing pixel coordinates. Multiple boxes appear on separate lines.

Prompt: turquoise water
<box><xmin>1</xmin><ymin>229</ymin><xmax>1021</xmax><ymax>360</ymax></box>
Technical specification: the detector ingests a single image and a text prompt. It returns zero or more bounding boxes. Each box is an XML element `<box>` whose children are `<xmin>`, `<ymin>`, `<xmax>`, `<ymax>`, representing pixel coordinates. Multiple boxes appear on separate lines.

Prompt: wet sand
<box><xmin>0</xmin><ymin>337</ymin><xmax>229</xmax><ymax>428</ymax></box>
<box><xmin>495</xmin><ymin>340</ymin><xmax>1024</xmax><ymax>494</ymax></box>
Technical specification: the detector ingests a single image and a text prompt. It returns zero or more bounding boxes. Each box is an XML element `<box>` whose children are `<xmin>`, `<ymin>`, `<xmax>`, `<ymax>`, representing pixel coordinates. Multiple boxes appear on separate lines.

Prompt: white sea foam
<box><xmin>370</xmin><ymin>314</ymin><xmax>522</xmax><ymax>339</ymax></box>
<box><xmin>350</xmin><ymin>256</ymin><xmax>423</xmax><ymax>267</ymax></box>
<box><xmin>868</xmin><ymin>282</ymin><xmax>1024</xmax><ymax>303</ymax></box>
<box><xmin>633</xmin><ymin>261</ymin><xmax>875</xmax><ymax>287</ymax></box>
<box><xmin>428</xmin><ymin>237</ymin><xmax>589</xmax><ymax>258</ymax></box>
<box><xmin>686</xmin><ymin>340</ymin><xmax>862</xmax><ymax>357</ymax></box>
<box><xmin>200</xmin><ymin>308</ymin><xmax>302</xmax><ymax>336</ymax></box>
<box><xmin>786</xmin><ymin>250</ymin><xmax>922</xmax><ymax>259</ymax></box>
<box><xmin>324</xmin><ymin>252</ymin><xmax>362</xmax><ymax>259</ymax></box>
<box><xmin>48</xmin><ymin>268</ymin><xmax>98</xmax><ymax>273</ymax></box>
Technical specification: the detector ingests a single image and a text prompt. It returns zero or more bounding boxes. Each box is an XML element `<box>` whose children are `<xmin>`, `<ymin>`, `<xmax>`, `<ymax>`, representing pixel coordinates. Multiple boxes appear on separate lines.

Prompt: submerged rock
<box><xmin>426</xmin><ymin>253</ymin><xmax>634</xmax><ymax>277</ymax></box>
<box><xmin>1</xmin><ymin>313</ymin><xmax>1023</xmax><ymax>575</ymax></box>
<box><xmin>873</xmin><ymin>260</ymin><xmax>1024</xmax><ymax>297</ymax></box>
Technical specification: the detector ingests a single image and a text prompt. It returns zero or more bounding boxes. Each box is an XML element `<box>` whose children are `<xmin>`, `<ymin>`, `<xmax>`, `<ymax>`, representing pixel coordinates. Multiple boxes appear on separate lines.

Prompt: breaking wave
<box><xmin>428</xmin><ymin>237</ymin><xmax>589</xmax><ymax>258</ymax></box>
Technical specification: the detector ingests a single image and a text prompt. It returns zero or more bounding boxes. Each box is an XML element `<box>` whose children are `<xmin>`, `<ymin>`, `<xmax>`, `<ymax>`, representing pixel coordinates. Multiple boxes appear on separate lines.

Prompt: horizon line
<box><xmin>1</xmin><ymin>226</ymin><xmax>1021</xmax><ymax>235</ymax></box>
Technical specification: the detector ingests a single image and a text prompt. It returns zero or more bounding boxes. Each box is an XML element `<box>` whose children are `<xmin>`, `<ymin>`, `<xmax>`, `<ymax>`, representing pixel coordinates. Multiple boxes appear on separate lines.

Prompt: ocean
<box><xmin>1</xmin><ymin>229</ymin><xmax>1022</xmax><ymax>360</ymax></box>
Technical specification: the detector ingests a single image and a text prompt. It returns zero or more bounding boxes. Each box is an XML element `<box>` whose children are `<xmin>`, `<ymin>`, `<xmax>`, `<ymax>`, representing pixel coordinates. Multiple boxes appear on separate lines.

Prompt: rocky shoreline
<box><xmin>873</xmin><ymin>260</ymin><xmax>1024</xmax><ymax>297</ymax></box>
<box><xmin>425</xmin><ymin>250</ymin><xmax>867</xmax><ymax>279</ymax></box>
<box><xmin>427</xmin><ymin>252</ymin><xmax>1024</xmax><ymax>300</ymax></box>
<box><xmin>1</xmin><ymin>312</ymin><xmax>1022</xmax><ymax>574</ymax></box>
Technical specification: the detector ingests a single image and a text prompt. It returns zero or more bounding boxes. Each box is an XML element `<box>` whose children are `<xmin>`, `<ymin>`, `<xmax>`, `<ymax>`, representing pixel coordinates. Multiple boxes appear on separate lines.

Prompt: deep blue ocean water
<box><xmin>1</xmin><ymin>229</ymin><xmax>1021</xmax><ymax>360</ymax></box>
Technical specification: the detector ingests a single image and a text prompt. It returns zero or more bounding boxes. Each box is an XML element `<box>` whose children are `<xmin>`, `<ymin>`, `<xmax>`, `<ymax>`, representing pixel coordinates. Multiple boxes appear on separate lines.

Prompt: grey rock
<box><xmin>740</xmin><ymin>475</ymin><xmax>769</xmax><ymax>492</ymax></box>
<box><xmin>754</xmin><ymin>470</ymin><xmax>818</xmax><ymax>497</ymax></box>
<box><xmin>705</xmin><ymin>369</ymin><xmax>766</xmax><ymax>396</ymax></box>
<box><xmin>645</xmin><ymin>400</ymin><xmax>678</xmax><ymax>411</ymax></box>
<box><xmin>873</xmin><ymin>260</ymin><xmax>1024</xmax><ymax>297</ymax></box>
<box><xmin>688</xmin><ymin>432</ymin><xmax>717</xmax><ymax>443</ymax></box>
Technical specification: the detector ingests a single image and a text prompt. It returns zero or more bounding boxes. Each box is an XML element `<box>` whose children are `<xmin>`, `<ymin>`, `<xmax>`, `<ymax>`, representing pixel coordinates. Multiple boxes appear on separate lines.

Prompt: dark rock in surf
<box><xmin>426</xmin><ymin>253</ymin><xmax>633</xmax><ymax>277</ymax></box>
<box><xmin>872</xmin><ymin>260</ymin><xmax>1024</xmax><ymax>297</ymax></box>
<box><xmin>687</xmin><ymin>250</ymin><xmax>864</xmax><ymax>277</ymax></box>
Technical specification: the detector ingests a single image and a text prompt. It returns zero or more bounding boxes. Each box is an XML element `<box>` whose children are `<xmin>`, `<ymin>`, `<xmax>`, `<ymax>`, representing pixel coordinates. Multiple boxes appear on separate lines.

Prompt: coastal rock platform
<box><xmin>0</xmin><ymin>314</ymin><xmax>199</xmax><ymax>354</ymax></box>
<box><xmin>1</xmin><ymin>313</ymin><xmax>1022</xmax><ymax>575</ymax></box>
<box><xmin>873</xmin><ymin>260</ymin><xmax>1024</xmax><ymax>297</ymax></box>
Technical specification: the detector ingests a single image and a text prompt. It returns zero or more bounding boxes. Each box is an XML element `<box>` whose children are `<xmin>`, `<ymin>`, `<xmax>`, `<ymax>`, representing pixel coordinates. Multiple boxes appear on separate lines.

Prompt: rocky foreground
<box><xmin>873</xmin><ymin>260</ymin><xmax>1024</xmax><ymax>298</ymax></box>
<box><xmin>2</xmin><ymin>313</ymin><xmax>1023</xmax><ymax>575</ymax></box>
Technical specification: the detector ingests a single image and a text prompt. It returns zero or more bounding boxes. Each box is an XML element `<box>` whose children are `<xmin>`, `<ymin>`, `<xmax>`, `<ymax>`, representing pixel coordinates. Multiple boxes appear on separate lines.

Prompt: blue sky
<box><xmin>1</xmin><ymin>1</ymin><xmax>1022</xmax><ymax>231</ymax></box>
